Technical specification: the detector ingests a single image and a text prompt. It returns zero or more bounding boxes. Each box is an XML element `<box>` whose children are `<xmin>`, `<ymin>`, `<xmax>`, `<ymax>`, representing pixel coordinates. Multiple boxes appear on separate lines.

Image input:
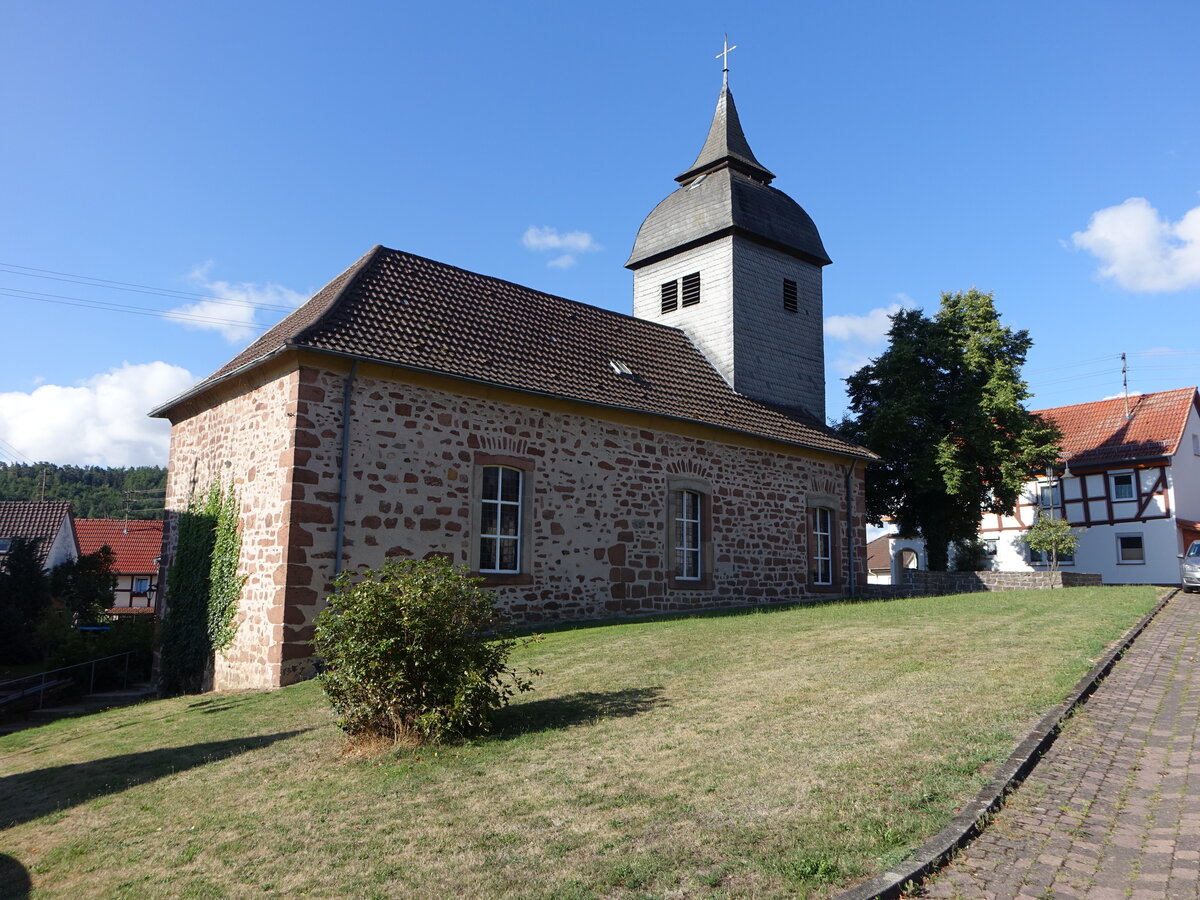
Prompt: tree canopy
<box><xmin>839</xmin><ymin>290</ymin><xmax>1060</xmax><ymax>571</ymax></box>
<box><xmin>0</xmin><ymin>463</ymin><xmax>166</xmax><ymax>519</ymax></box>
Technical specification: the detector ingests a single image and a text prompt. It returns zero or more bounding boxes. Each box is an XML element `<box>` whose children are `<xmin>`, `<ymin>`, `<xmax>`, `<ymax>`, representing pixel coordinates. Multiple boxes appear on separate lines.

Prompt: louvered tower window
<box><xmin>660</xmin><ymin>280</ymin><xmax>678</xmax><ymax>313</ymax></box>
<box><xmin>783</xmin><ymin>279</ymin><xmax>798</xmax><ymax>313</ymax></box>
<box><xmin>681</xmin><ymin>272</ymin><xmax>701</xmax><ymax>307</ymax></box>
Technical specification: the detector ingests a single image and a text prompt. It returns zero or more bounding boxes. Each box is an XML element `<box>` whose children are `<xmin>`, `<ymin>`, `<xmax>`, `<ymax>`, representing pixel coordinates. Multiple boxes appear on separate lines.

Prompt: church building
<box><xmin>152</xmin><ymin>74</ymin><xmax>875</xmax><ymax>691</ymax></box>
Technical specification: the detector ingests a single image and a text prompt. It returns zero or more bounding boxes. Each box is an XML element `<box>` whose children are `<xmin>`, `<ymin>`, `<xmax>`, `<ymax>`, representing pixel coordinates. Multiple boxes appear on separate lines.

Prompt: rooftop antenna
<box><xmin>716</xmin><ymin>33</ymin><xmax>736</xmax><ymax>86</ymax></box>
<box><xmin>1121</xmin><ymin>352</ymin><xmax>1132</xmax><ymax>420</ymax></box>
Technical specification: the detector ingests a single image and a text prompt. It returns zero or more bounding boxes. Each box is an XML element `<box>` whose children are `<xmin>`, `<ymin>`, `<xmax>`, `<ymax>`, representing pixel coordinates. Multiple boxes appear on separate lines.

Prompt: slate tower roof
<box><xmin>626</xmin><ymin>84</ymin><xmax>831</xmax><ymax>270</ymax></box>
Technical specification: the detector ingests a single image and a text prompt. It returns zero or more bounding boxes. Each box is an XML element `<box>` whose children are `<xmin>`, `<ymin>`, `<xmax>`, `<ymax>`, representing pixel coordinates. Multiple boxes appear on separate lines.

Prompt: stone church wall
<box><xmin>166</xmin><ymin>363</ymin><xmax>866</xmax><ymax>691</ymax></box>
<box><xmin>162</xmin><ymin>367</ymin><xmax>304</xmax><ymax>691</ymax></box>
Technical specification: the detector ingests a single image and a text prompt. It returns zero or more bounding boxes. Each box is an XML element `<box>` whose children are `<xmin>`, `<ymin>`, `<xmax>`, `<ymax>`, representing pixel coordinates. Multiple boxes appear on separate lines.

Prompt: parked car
<box><xmin>1181</xmin><ymin>541</ymin><xmax>1200</xmax><ymax>593</ymax></box>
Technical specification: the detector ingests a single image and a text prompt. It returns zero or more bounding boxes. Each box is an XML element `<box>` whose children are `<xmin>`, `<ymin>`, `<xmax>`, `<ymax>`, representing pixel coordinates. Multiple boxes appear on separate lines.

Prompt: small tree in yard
<box><xmin>1022</xmin><ymin>514</ymin><xmax>1080</xmax><ymax>572</ymax></box>
<box><xmin>50</xmin><ymin>546</ymin><xmax>118</xmax><ymax>624</ymax></box>
<box><xmin>314</xmin><ymin>557</ymin><xmax>539</xmax><ymax>744</ymax></box>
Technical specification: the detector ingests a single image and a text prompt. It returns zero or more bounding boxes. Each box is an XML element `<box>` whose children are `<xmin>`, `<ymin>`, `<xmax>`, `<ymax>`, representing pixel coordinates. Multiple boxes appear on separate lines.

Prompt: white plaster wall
<box><xmin>1168</xmin><ymin>404</ymin><xmax>1200</xmax><ymax>531</ymax></box>
<box><xmin>1071</xmin><ymin>516</ymin><xmax>1180</xmax><ymax>584</ymax></box>
<box><xmin>45</xmin><ymin>520</ymin><xmax>78</xmax><ymax>570</ymax></box>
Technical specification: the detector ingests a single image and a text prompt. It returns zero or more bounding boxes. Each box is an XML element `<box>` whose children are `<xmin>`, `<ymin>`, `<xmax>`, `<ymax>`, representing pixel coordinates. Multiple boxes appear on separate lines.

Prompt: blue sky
<box><xmin>2</xmin><ymin>1</ymin><xmax>1198</xmax><ymax>467</ymax></box>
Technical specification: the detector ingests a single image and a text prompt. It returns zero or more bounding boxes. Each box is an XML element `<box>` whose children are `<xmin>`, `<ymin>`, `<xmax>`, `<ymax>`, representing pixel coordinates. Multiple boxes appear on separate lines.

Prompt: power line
<box><xmin>0</xmin><ymin>287</ymin><xmax>274</xmax><ymax>332</ymax></box>
<box><xmin>0</xmin><ymin>261</ymin><xmax>299</xmax><ymax>312</ymax></box>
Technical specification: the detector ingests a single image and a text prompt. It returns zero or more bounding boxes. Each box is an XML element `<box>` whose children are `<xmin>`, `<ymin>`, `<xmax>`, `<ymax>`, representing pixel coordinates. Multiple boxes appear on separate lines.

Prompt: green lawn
<box><xmin>0</xmin><ymin>586</ymin><xmax>1161</xmax><ymax>899</ymax></box>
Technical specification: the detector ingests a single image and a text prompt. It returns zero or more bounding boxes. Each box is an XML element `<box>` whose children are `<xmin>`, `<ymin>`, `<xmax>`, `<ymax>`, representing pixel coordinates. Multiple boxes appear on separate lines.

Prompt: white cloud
<box><xmin>823</xmin><ymin>303</ymin><xmax>902</xmax><ymax>376</ymax></box>
<box><xmin>166</xmin><ymin>263</ymin><xmax>307</xmax><ymax>343</ymax></box>
<box><xmin>0</xmin><ymin>362</ymin><xmax>197</xmax><ymax>467</ymax></box>
<box><xmin>521</xmin><ymin>226</ymin><xmax>602</xmax><ymax>269</ymax></box>
<box><xmin>1072</xmin><ymin>198</ymin><xmax>1200</xmax><ymax>292</ymax></box>
<box><xmin>824</xmin><ymin>303</ymin><xmax>901</xmax><ymax>343</ymax></box>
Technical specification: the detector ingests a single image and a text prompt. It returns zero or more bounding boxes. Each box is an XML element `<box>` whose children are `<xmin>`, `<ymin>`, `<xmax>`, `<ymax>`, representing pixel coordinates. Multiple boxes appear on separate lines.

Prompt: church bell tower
<box><xmin>626</xmin><ymin>56</ymin><xmax>832</xmax><ymax>422</ymax></box>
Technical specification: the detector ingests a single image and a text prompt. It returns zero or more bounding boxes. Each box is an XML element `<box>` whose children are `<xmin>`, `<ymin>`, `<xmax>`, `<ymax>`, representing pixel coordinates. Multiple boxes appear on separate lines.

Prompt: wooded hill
<box><xmin>0</xmin><ymin>463</ymin><xmax>167</xmax><ymax>519</ymax></box>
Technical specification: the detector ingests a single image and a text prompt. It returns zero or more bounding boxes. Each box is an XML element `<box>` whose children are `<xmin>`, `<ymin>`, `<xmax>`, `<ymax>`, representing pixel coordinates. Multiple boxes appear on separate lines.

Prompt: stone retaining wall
<box><xmin>864</xmin><ymin>569</ymin><xmax>1103</xmax><ymax>599</ymax></box>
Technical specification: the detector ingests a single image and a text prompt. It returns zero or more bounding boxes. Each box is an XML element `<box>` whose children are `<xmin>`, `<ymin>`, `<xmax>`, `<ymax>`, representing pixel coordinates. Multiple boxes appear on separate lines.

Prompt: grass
<box><xmin>0</xmin><ymin>586</ymin><xmax>1161</xmax><ymax>899</ymax></box>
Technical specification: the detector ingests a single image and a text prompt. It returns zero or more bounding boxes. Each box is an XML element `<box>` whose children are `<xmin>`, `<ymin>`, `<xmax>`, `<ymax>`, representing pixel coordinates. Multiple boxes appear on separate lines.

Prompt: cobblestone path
<box><xmin>923</xmin><ymin>594</ymin><xmax>1200</xmax><ymax>900</ymax></box>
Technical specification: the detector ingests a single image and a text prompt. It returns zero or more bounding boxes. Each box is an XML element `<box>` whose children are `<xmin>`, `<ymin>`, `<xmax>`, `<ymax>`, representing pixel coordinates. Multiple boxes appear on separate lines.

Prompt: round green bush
<box><xmin>313</xmin><ymin>557</ymin><xmax>537</xmax><ymax>743</ymax></box>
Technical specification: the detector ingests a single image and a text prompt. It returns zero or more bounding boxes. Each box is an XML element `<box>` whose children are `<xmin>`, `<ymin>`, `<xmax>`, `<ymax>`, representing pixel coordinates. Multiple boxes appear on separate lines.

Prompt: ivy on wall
<box><xmin>159</xmin><ymin>482</ymin><xmax>246</xmax><ymax>695</ymax></box>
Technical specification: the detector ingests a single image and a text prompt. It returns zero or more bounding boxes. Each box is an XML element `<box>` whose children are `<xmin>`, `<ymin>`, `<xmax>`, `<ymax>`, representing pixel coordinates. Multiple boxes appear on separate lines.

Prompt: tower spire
<box><xmin>675</xmin><ymin>75</ymin><xmax>775</xmax><ymax>186</ymax></box>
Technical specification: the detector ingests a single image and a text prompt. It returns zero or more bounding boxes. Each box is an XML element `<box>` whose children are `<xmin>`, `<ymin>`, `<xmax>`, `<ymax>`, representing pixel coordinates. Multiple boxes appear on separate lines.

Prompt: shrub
<box><xmin>314</xmin><ymin>557</ymin><xmax>539</xmax><ymax>743</ymax></box>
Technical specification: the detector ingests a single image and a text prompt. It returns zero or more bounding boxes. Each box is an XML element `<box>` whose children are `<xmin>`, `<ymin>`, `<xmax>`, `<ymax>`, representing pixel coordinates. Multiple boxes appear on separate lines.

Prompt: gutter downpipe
<box><xmin>844</xmin><ymin>461</ymin><xmax>857</xmax><ymax>597</ymax></box>
<box><xmin>334</xmin><ymin>361</ymin><xmax>359</xmax><ymax>578</ymax></box>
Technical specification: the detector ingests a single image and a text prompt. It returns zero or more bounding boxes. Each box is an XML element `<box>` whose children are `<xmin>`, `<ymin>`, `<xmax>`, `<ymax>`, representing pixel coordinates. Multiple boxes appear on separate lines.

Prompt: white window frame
<box><xmin>984</xmin><ymin>538</ymin><xmax>998</xmax><ymax>557</ymax></box>
<box><xmin>813</xmin><ymin>507</ymin><xmax>833</xmax><ymax>585</ymax></box>
<box><xmin>674</xmin><ymin>489</ymin><xmax>703</xmax><ymax>581</ymax></box>
<box><xmin>1116</xmin><ymin>532</ymin><xmax>1145</xmax><ymax>565</ymax></box>
<box><xmin>479</xmin><ymin>466</ymin><xmax>524</xmax><ymax>574</ymax></box>
<box><xmin>132</xmin><ymin>576</ymin><xmax>150</xmax><ymax>595</ymax></box>
<box><xmin>1110</xmin><ymin>472</ymin><xmax>1136</xmax><ymax>503</ymax></box>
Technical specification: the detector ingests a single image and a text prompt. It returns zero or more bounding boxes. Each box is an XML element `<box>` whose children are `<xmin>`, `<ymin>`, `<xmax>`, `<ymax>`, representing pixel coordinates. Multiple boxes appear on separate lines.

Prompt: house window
<box><xmin>984</xmin><ymin>539</ymin><xmax>998</xmax><ymax>556</ymax></box>
<box><xmin>479</xmin><ymin>466</ymin><xmax>523</xmax><ymax>573</ymax></box>
<box><xmin>0</xmin><ymin>537</ymin><xmax>9</xmax><ymax>554</ymax></box>
<box><xmin>660</xmin><ymin>280</ymin><xmax>678</xmax><ymax>313</ymax></box>
<box><xmin>133</xmin><ymin>576</ymin><xmax>150</xmax><ymax>595</ymax></box>
<box><xmin>1038</xmin><ymin>483</ymin><xmax>1060</xmax><ymax>510</ymax></box>
<box><xmin>1111</xmin><ymin>472</ymin><xmax>1135</xmax><ymax>502</ymax></box>
<box><xmin>1029</xmin><ymin>546</ymin><xmax>1074</xmax><ymax>566</ymax></box>
<box><xmin>674</xmin><ymin>490</ymin><xmax>703</xmax><ymax>580</ymax></box>
<box><xmin>783</xmin><ymin>279</ymin><xmax>798</xmax><ymax>313</ymax></box>
<box><xmin>1193</xmin><ymin>433</ymin><xmax>1199</xmax><ymax>456</ymax></box>
<box><xmin>1116</xmin><ymin>533</ymin><xmax>1145</xmax><ymax>564</ymax></box>
<box><xmin>813</xmin><ymin>507</ymin><xmax>833</xmax><ymax>585</ymax></box>
<box><xmin>681</xmin><ymin>272</ymin><xmax>701</xmax><ymax>307</ymax></box>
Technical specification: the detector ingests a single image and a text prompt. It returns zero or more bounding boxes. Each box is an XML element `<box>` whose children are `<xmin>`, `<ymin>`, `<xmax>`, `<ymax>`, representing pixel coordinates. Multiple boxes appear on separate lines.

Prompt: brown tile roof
<box><xmin>76</xmin><ymin>519</ymin><xmax>163</xmax><ymax>574</ymax></box>
<box><xmin>155</xmin><ymin>246</ymin><xmax>873</xmax><ymax>461</ymax></box>
<box><xmin>1036</xmin><ymin>387</ymin><xmax>1199</xmax><ymax>470</ymax></box>
<box><xmin>0</xmin><ymin>501</ymin><xmax>75</xmax><ymax>566</ymax></box>
<box><xmin>866</xmin><ymin>534</ymin><xmax>892</xmax><ymax>572</ymax></box>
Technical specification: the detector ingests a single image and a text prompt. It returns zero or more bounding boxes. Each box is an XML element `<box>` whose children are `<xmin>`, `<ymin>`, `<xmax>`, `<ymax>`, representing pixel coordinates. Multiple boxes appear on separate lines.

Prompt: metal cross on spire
<box><xmin>716</xmin><ymin>34</ymin><xmax>736</xmax><ymax>85</ymax></box>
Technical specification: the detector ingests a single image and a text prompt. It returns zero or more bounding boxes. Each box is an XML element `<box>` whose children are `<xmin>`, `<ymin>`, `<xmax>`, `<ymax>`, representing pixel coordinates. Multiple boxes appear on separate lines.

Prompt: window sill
<box><xmin>669</xmin><ymin>576</ymin><xmax>714</xmax><ymax>591</ymax></box>
<box><xmin>476</xmin><ymin>572</ymin><xmax>534</xmax><ymax>587</ymax></box>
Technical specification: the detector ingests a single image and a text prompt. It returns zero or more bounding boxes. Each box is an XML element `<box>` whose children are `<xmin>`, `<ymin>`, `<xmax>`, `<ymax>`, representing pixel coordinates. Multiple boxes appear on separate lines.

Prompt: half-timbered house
<box><xmin>980</xmin><ymin>387</ymin><xmax>1200</xmax><ymax>583</ymax></box>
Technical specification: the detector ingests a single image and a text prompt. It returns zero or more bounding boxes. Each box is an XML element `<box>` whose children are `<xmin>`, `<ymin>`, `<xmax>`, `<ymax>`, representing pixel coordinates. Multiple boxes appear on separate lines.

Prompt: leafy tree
<box><xmin>840</xmin><ymin>290</ymin><xmax>1061</xmax><ymax>571</ymax></box>
<box><xmin>314</xmin><ymin>557</ymin><xmax>539</xmax><ymax>744</ymax></box>
<box><xmin>1022</xmin><ymin>514</ymin><xmax>1080</xmax><ymax>572</ymax></box>
<box><xmin>0</xmin><ymin>462</ymin><xmax>166</xmax><ymax>519</ymax></box>
<box><xmin>0</xmin><ymin>537</ymin><xmax>51</xmax><ymax>664</ymax></box>
<box><xmin>49</xmin><ymin>546</ymin><xmax>118</xmax><ymax>624</ymax></box>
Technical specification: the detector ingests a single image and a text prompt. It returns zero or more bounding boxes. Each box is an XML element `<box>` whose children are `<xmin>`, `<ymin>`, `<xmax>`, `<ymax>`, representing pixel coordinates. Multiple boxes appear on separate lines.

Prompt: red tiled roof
<box><xmin>75</xmin><ymin>519</ymin><xmax>163</xmax><ymax>574</ymax></box>
<box><xmin>153</xmin><ymin>246</ymin><xmax>874</xmax><ymax>461</ymax></box>
<box><xmin>1036</xmin><ymin>387</ymin><xmax>1199</xmax><ymax>470</ymax></box>
<box><xmin>0</xmin><ymin>501</ymin><xmax>75</xmax><ymax>566</ymax></box>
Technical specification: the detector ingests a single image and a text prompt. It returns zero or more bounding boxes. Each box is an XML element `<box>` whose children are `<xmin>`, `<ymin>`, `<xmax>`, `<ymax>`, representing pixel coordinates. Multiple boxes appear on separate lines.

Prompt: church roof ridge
<box><xmin>153</xmin><ymin>246</ymin><xmax>872</xmax><ymax>461</ymax></box>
